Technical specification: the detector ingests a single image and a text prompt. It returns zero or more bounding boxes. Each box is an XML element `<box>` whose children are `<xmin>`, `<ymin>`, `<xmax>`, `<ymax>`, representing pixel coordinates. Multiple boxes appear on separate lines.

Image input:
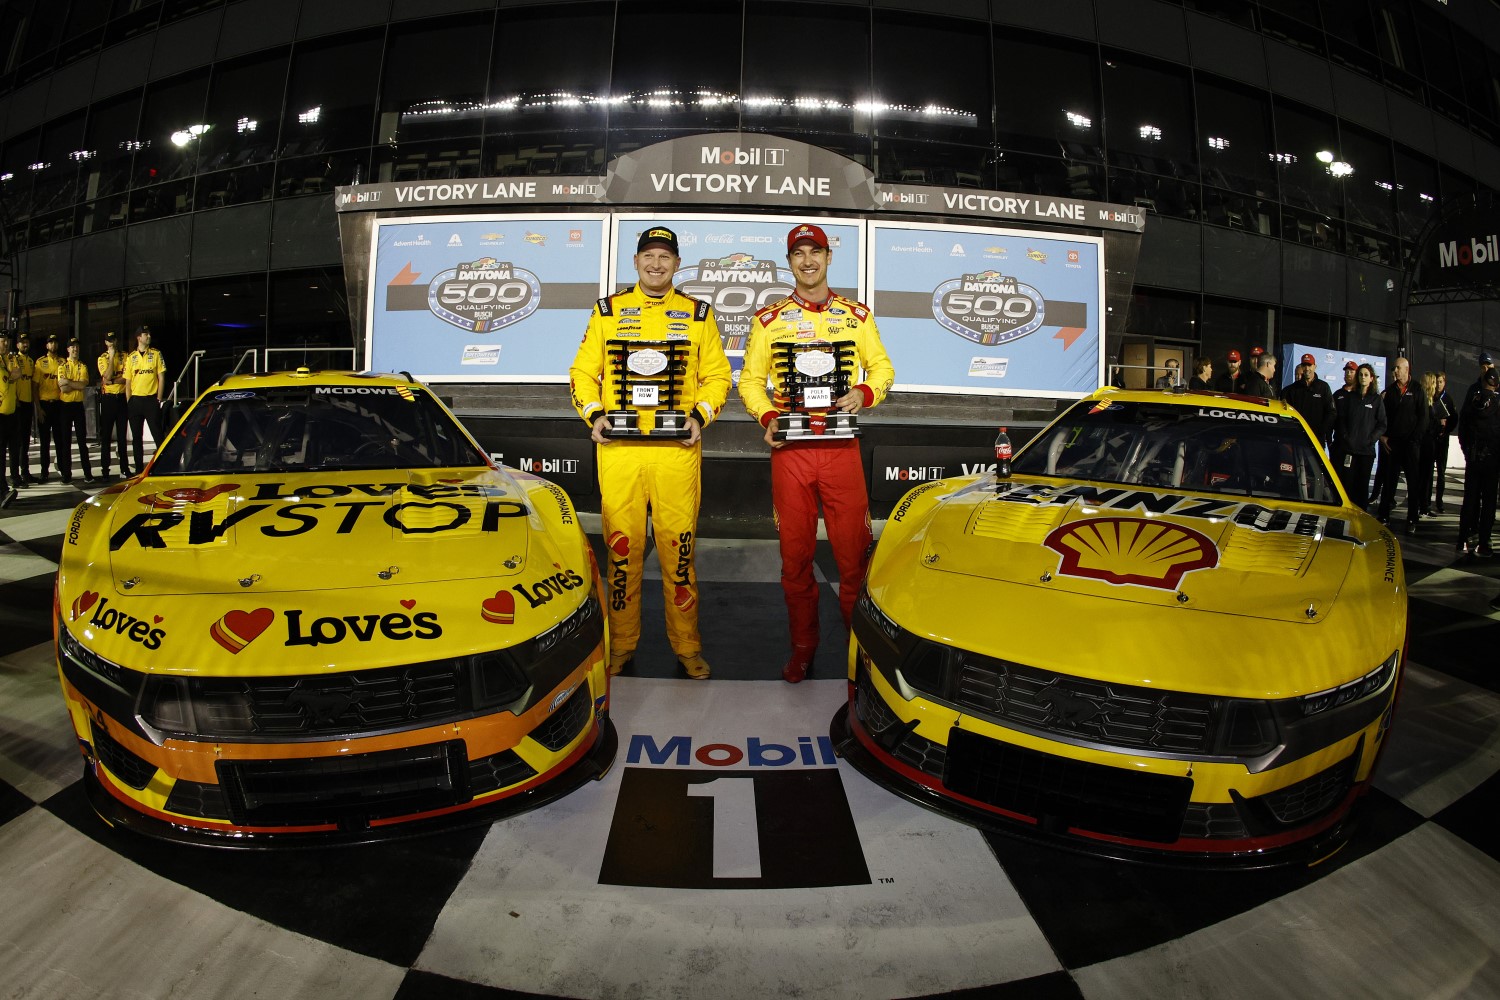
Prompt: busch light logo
<box><xmin>932</xmin><ymin>271</ymin><xmax>1045</xmax><ymax>347</ymax></box>
<box><xmin>676</xmin><ymin>254</ymin><xmax>794</xmax><ymax>351</ymax></box>
<box><xmin>428</xmin><ymin>257</ymin><xmax>542</xmax><ymax>334</ymax></box>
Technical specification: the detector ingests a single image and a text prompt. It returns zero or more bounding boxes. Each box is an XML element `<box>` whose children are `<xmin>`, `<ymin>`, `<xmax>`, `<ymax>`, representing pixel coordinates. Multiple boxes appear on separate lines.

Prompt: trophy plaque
<box><xmin>602</xmin><ymin>340</ymin><xmax>692</xmax><ymax>438</ymax></box>
<box><xmin>771</xmin><ymin>340</ymin><xmax>861</xmax><ymax>441</ymax></box>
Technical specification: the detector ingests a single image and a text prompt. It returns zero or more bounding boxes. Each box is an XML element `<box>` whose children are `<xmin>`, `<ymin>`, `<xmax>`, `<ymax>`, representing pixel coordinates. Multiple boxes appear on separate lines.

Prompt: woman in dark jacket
<box><xmin>1417</xmin><ymin>372</ymin><xmax>1445</xmax><ymax>516</ymax></box>
<box><xmin>1335</xmin><ymin>363</ymin><xmax>1386</xmax><ymax>508</ymax></box>
<box><xmin>1432</xmin><ymin>372</ymin><xmax>1457</xmax><ymax>514</ymax></box>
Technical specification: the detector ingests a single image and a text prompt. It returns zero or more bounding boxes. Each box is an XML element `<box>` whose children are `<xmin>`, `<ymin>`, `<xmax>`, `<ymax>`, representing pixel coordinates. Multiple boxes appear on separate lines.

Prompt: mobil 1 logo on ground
<box><xmin>598</xmin><ymin>732</ymin><xmax>871</xmax><ymax>889</ymax></box>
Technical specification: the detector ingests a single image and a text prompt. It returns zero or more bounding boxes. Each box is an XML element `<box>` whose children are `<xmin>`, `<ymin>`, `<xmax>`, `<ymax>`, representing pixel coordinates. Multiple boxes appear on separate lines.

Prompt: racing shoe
<box><xmin>679</xmin><ymin>654</ymin><xmax>711</xmax><ymax>681</ymax></box>
<box><xmin>1478</xmin><ymin>542</ymin><xmax>1495</xmax><ymax>559</ymax></box>
<box><xmin>1</xmin><ymin>487</ymin><xmax>15</xmax><ymax>509</ymax></box>
<box><xmin>608</xmin><ymin>649</ymin><xmax>634</xmax><ymax>676</ymax></box>
<box><xmin>782</xmin><ymin>645</ymin><xmax>817</xmax><ymax>684</ymax></box>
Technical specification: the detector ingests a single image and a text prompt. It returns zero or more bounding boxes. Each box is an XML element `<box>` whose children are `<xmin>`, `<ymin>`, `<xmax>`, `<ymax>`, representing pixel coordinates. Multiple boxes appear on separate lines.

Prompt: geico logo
<box><xmin>108</xmin><ymin>499</ymin><xmax>530</xmax><ymax>550</ymax></box>
<box><xmin>610</xmin><ymin>556</ymin><xmax>628</xmax><ymax>611</ymax></box>
<box><xmin>627</xmin><ymin>734</ymin><xmax>839</xmax><ymax>767</ymax></box>
<box><xmin>672</xmin><ymin>530</ymin><xmax>693</xmax><ymax>588</ymax></box>
<box><xmin>284</xmin><ymin>609</ymin><xmax>441</xmax><ymax>647</ymax></box>
<box><xmin>88</xmin><ymin>597</ymin><xmax>166</xmax><ymax>650</ymax></box>
<box><xmin>514</xmin><ymin>569</ymin><xmax>585</xmax><ymax>608</ymax></box>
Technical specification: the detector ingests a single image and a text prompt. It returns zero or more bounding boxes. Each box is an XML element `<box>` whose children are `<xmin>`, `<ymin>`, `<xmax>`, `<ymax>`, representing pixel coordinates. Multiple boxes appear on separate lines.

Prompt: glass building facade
<box><xmin>2</xmin><ymin>0</ymin><xmax>1499</xmax><ymax>387</ymax></box>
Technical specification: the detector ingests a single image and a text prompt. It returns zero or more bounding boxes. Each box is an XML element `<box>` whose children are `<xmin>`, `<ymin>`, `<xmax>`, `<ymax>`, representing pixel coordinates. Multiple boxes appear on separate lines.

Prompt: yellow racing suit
<box><xmin>740</xmin><ymin>291</ymin><xmax>895</xmax><ymax>651</ymax></box>
<box><xmin>568</xmin><ymin>285</ymin><xmax>732</xmax><ymax>659</ymax></box>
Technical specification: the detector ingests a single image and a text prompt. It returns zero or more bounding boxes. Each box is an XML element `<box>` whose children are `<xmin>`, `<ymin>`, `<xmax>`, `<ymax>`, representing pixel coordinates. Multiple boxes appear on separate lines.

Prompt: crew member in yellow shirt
<box><xmin>97</xmin><ymin>331</ymin><xmax>129</xmax><ymax>477</ymax></box>
<box><xmin>0</xmin><ymin>331</ymin><xmax>18</xmax><ymax>506</ymax></box>
<box><xmin>124</xmin><ymin>325</ymin><xmax>166</xmax><ymax>472</ymax></box>
<box><xmin>57</xmin><ymin>338</ymin><xmax>95</xmax><ymax>483</ymax></box>
<box><xmin>33</xmin><ymin>334</ymin><xmax>64</xmax><ymax>483</ymax></box>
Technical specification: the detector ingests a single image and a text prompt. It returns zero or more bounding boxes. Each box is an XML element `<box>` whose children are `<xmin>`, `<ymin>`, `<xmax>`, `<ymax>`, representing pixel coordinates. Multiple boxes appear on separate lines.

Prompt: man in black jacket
<box><xmin>1458</xmin><ymin>368</ymin><xmax>1500</xmax><ymax>557</ymax></box>
<box><xmin>1376</xmin><ymin>356</ymin><xmax>1429</xmax><ymax>534</ymax></box>
<box><xmin>1283</xmin><ymin>353</ymin><xmax>1335</xmax><ymax>448</ymax></box>
<box><xmin>1236</xmin><ymin>352</ymin><xmax>1278</xmax><ymax>399</ymax></box>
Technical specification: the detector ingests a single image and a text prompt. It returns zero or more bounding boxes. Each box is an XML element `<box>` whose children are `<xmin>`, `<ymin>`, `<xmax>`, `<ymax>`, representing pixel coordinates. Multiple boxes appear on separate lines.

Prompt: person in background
<box><xmin>1237</xmin><ymin>351</ymin><xmax>1278</xmax><ymax>399</ymax></box>
<box><xmin>96</xmin><ymin>332</ymin><xmax>129</xmax><ymax>478</ymax></box>
<box><xmin>1458</xmin><ymin>368</ymin><xmax>1500</xmax><ymax>558</ymax></box>
<box><xmin>10</xmin><ymin>332</ymin><xmax>35</xmax><ymax>485</ymax></box>
<box><xmin>1464</xmin><ymin>350</ymin><xmax>1494</xmax><ymax>405</ymax></box>
<box><xmin>1330</xmin><ymin>360</ymin><xmax>1359</xmax><ymax>470</ymax></box>
<box><xmin>1415</xmin><ymin>372</ymin><xmax>1444</xmax><ymax>518</ymax></box>
<box><xmin>1214</xmin><ymin>350</ymin><xmax>1242</xmax><ymax>393</ymax></box>
<box><xmin>1189</xmin><ymin>356</ymin><xmax>1213</xmax><ymax>390</ymax></box>
<box><xmin>124</xmin><ymin>325</ymin><xmax>166</xmax><ymax>474</ymax></box>
<box><xmin>0</xmin><ymin>331</ymin><xmax>17</xmax><ymax>507</ymax></box>
<box><xmin>1154</xmin><ymin>358</ymin><xmax>1181</xmax><ymax>389</ymax></box>
<box><xmin>1432</xmin><ymin>371</ymin><xmax>1457</xmax><ymax>515</ymax></box>
<box><xmin>32</xmin><ymin>333</ymin><xmax>63</xmax><ymax>483</ymax></box>
<box><xmin>1376</xmin><ymin>356</ymin><xmax>1428</xmax><ymax>535</ymax></box>
<box><xmin>1336</xmin><ymin>362</ymin><xmax>1385</xmax><ymax>509</ymax></box>
<box><xmin>55</xmin><ymin>338</ymin><xmax>94</xmax><ymax>484</ymax></box>
<box><xmin>1283</xmin><ymin>353</ymin><xmax>1335</xmax><ymax>448</ymax></box>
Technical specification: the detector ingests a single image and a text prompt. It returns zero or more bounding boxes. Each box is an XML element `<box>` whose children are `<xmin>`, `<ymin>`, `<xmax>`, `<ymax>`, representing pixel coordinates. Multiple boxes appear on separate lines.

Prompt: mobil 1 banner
<box><xmin>464</xmin><ymin>423</ymin><xmax>598</xmax><ymax>497</ymax></box>
<box><xmin>871</xmin><ymin>444</ymin><xmax>1011</xmax><ymax>501</ymax></box>
<box><xmin>869</xmin><ymin>222</ymin><xmax>1104</xmax><ymax>397</ymax></box>
<box><xmin>611</xmin><ymin>215</ymin><xmax>861</xmax><ymax>378</ymax></box>
<box><xmin>367</xmin><ymin>215</ymin><xmax>608</xmax><ymax>382</ymax></box>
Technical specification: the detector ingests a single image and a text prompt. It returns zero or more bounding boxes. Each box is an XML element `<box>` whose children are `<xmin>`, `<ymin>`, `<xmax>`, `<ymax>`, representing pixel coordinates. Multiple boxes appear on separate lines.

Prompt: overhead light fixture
<box><xmin>298</xmin><ymin>106</ymin><xmax>321</xmax><ymax>125</ymax></box>
<box><xmin>1065</xmin><ymin>111</ymin><xmax>1091</xmax><ymax>129</ymax></box>
<box><xmin>1138</xmin><ymin>124</ymin><xmax>1162</xmax><ymax>141</ymax></box>
<box><xmin>1328</xmin><ymin>160</ymin><xmax>1354</xmax><ymax>177</ymax></box>
<box><xmin>1207</xmin><ymin>136</ymin><xmax>1229</xmax><ymax>150</ymax></box>
<box><xmin>1315</xmin><ymin>150</ymin><xmax>1335</xmax><ymax>163</ymax></box>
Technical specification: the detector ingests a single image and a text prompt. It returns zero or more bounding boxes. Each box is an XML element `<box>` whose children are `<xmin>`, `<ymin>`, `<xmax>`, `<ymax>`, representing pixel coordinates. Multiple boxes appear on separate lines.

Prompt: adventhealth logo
<box><xmin>627</xmin><ymin>734</ymin><xmax>838</xmax><ymax>767</ymax></box>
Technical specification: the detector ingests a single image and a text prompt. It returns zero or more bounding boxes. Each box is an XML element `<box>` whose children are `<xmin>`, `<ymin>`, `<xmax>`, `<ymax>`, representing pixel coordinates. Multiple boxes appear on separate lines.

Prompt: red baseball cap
<box><xmin>1227</xmin><ymin>350</ymin><xmax>1242</xmax><ymax>362</ymax></box>
<box><xmin>787</xmin><ymin>223</ymin><xmax>829</xmax><ymax>251</ymax></box>
<box><xmin>1301</xmin><ymin>353</ymin><xmax>1315</xmax><ymax>365</ymax></box>
<box><xmin>1343</xmin><ymin>360</ymin><xmax>1357</xmax><ymax>370</ymax></box>
<box><xmin>1250</xmin><ymin>346</ymin><xmax>1265</xmax><ymax>357</ymax></box>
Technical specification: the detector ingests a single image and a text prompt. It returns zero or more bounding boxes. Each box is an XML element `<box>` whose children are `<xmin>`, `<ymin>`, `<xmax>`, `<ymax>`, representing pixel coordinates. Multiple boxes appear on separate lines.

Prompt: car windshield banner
<box><xmin>870</xmin><ymin>222</ymin><xmax>1105</xmax><ymax>397</ymax></box>
<box><xmin>367</xmin><ymin>214</ymin><xmax>609</xmax><ymax>382</ymax></box>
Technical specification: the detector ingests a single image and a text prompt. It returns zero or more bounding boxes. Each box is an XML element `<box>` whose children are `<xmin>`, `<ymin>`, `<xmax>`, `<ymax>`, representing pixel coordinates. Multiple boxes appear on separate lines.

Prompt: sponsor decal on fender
<box><xmin>86</xmin><ymin>596</ymin><xmax>167</xmax><ymax>650</ymax></box>
<box><xmin>481</xmin><ymin>590</ymin><xmax>516</xmax><ymax>624</ymax></box>
<box><xmin>138</xmin><ymin>484</ymin><xmax>237</xmax><ymax>510</ymax></box>
<box><xmin>1044</xmin><ymin>516</ymin><xmax>1218</xmax><ymax>590</ymax></box>
<box><xmin>284</xmin><ymin>605</ymin><xmax>442</xmax><ymax>647</ymax></box>
<box><xmin>514</xmin><ymin>567</ymin><xmax>586</xmax><ymax>608</ymax></box>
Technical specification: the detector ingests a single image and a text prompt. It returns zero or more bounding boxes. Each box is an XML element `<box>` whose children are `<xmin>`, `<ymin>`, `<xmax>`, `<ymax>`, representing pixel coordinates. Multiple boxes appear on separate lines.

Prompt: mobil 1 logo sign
<box><xmin>598</xmin><ymin>733</ymin><xmax>871</xmax><ymax>889</ymax></box>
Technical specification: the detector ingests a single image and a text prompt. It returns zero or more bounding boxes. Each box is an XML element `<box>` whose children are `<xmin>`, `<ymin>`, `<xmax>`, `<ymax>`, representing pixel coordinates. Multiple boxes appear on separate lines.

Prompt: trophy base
<box><xmin>773</xmin><ymin>411</ymin><xmax>861</xmax><ymax>441</ymax></box>
<box><xmin>602</xmin><ymin>409</ymin><xmax>692</xmax><ymax>439</ymax></box>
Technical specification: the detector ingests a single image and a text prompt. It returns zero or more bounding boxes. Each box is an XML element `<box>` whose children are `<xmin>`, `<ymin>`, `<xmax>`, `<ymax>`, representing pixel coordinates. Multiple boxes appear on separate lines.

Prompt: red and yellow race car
<box><xmin>835</xmin><ymin>388</ymin><xmax>1406</xmax><ymax>866</ymax></box>
<box><xmin>55</xmin><ymin>370</ymin><xmax>614</xmax><ymax>845</ymax></box>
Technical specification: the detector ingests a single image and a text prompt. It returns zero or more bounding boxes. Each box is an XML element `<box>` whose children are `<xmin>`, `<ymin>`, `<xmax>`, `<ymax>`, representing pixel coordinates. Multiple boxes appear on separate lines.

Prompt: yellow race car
<box><xmin>834</xmin><ymin>388</ymin><xmax>1406</xmax><ymax>866</ymax></box>
<box><xmin>55</xmin><ymin>370</ymin><xmax>614</xmax><ymax>845</ymax></box>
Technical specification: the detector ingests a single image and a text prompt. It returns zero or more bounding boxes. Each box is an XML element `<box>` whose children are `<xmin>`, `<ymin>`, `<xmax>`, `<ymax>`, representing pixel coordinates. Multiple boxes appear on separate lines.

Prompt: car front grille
<box><xmin>943</xmin><ymin>726</ymin><xmax>1193</xmax><ymax>843</ymax></box>
<box><xmin>216</xmin><ymin>740</ymin><xmax>468</xmax><ymax>826</ymax></box>
<box><xmin>91</xmin><ymin>722</ymin><xmax>156</xmax><ymax>790</ymax></box>
<box><xmin>855</xmin><ymin>670</ymin><xmax>946</xmax><ymax>777</ymax></box>
<box><xmin>469</xmin><ymin>749</ymin><xmax>538</xmax><ymax>796</ymax></box>
<box><xmin>164</xmin><ymin>779</ymin><xmax>232</xmax><ymax>820</ymax></box>
<box><xmin>953</xmin><ymin>654</ymin><xmax>1218</xmax><ymax>755</ymax></box>
<box><xmin>528</xmin><ymin>684</ymin><xmax>592</xmax><ymax>752</ymax></box>
<box><xmin>1256</xmin><ymin>750</ymin><xmax>1357</xmax><ymax>825</ymax></box>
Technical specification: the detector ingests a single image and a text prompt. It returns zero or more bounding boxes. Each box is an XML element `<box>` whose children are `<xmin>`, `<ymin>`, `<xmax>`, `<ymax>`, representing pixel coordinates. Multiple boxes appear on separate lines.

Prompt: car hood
<box><xmin>916</xmin><ymin>482</ymin><xmax>1365</xmax><ymax>623</ymax></box>
<box><xmin>101</xmin><ymin>468</ymin><xmax>534</xmax><ymax>596</ymax></box>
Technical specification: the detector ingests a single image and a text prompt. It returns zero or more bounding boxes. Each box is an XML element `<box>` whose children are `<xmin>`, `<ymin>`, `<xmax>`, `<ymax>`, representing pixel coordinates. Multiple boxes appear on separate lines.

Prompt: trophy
<box><xmin>771</xmin><ymin>340</ymin><xmax>861</xmax><ymax>441</ymax></box>
<box><xmin>602</xmin><ymin>340</ymin><xmax>692</xmax><ymax>438</ymax></box>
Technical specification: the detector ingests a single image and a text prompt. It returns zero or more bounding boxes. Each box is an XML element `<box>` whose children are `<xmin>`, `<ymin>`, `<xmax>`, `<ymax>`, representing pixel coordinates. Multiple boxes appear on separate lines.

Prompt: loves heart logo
<box><xmin>138</xmin><ymin>483</ymin><xmax>238</xmax><ymax>510</ymax></box>
<box><xmin>153</xmin><ymin>615</ymin><xmax>163</xmax><ymax>624</ymax></box>
<box><xmin>673</xmin><ymin>585</ymin><xmax>696</xmax><ymax>613</ymax></box>
<box><xmin>71</xmin><ymin>590</ymin><xmax>100</xmax><ymax>621</ymax></box>
<box><xmin>607</xmin><ymin>531</ymin><xmax>630</xmax><ymax>557</ymax></box>
<box><xmin>400</xmin><ymin>599</ymin><xmax>416</xmax><ymax>610</ymax></box>
<box><xmin>210</xmin><ymin>607</ymin><xmax>274</xmax><ymax>654</ymax></box>
<box><xmin>481</xmin><ymin>590</ymin><xmax>515</xmax><ymax>625</ymax></box>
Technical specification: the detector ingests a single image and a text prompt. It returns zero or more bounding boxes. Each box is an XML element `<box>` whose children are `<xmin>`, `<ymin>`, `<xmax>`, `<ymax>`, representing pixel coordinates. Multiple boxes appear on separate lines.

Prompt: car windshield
<box><xmin>149</xmin><ymin>383</ymin><xmax>486</xmax><ymax>475</ymax></box>
<box><xmin>1014</xmin><ymin>398</ymin><xmax>1342</xmax><ymax>505</ymax></box>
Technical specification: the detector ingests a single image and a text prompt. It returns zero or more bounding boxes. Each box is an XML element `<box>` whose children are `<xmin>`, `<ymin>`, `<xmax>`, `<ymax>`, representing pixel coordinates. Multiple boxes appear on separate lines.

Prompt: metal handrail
<box><xmin>232</xmin><ymin>348</ymin><xmax>259</xmax><ymax>374</ymax></box>
<box><xmin>167</xmin><ymin>350</ymin><xmax>206</xmax><ymax>408</ymax></box>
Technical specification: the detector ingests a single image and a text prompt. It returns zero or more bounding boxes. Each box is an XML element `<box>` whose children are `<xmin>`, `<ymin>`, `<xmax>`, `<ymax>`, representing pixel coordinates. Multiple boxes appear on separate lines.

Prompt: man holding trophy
<box><xmin>569</xmin><ymin>226</ymin><xmax>732</xmax><ymax>681</ymax></box>
<box><xmin>740</xmin><ymin>223</ymin><xmax>895</xmax><ymax>683</ymax></box>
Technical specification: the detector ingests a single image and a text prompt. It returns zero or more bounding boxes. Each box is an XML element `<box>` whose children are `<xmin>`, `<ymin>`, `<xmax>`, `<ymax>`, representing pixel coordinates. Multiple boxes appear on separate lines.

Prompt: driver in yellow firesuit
<box><xmin>568</xmin><ymin>226</ymin><xmax>732</xmax><ymax>680</ymax></box>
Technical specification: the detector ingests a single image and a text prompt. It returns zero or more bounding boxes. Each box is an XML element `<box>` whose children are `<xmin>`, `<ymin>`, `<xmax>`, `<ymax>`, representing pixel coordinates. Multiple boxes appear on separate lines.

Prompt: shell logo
<box><xmin>1043</xmin><ymin>517</ymin><xmax>1218</xmax><ymax>590</ymax></box>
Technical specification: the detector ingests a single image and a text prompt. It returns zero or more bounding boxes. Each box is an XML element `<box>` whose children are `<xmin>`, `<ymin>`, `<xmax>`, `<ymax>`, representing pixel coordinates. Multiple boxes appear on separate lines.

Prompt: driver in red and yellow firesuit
<box><xmin>740</xmin><ymin>223</ymin><xmax>895</xmax><ymax>683</ymax></box>
<box><xmin>568</xmin><ymin>226</ymin><xmax>732</xmax><ymax>680</ymax></box>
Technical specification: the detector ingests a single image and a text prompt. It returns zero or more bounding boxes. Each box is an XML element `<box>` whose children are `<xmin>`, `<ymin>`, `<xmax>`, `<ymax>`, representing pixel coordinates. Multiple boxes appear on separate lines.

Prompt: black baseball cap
<box><xmin>637</xmin><ymin>227</ymin><xmax>679</xmax><ymax>255</ymax></box>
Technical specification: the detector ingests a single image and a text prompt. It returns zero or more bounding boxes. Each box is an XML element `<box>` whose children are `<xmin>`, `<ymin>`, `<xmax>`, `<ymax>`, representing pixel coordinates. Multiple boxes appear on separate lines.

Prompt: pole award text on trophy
<box><xmin>771</xmin><ymin>340</ymin><xmax>861</xmax><ymax>441</ymax></box>
<box><xmin>602</xmin><ymin>340</ymin><xmax>692</xmax><ymax>438</ymax></box>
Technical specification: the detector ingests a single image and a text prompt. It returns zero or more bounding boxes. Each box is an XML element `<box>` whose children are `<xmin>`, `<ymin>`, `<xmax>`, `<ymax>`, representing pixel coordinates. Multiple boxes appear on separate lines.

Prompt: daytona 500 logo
<box><xmin>428</xmin><ymin>257</ymin><xmax>542</xmax><ymax>333</ymax></box>
<box><xmin>931</xmin><ymin>271</ymin><xmax>1045</xmax><ymax>346</ymax></box>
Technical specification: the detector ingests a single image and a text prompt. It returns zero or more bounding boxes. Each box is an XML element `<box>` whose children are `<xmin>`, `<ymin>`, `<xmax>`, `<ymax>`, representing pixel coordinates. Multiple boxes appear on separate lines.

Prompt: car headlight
<box><xmin>857</xmin><ymin>587</ymin><xmax>902</xmax><ymax>645</ymax></box>
<box><xmin>59</xmin><ymin>625</ymin><xmax>136</xmax><ymax>692</ymax></box>
<box><xmin>1297</xmin><ymin>651</ymin><xmax>1399</xmax><ymax>718</ymax></box>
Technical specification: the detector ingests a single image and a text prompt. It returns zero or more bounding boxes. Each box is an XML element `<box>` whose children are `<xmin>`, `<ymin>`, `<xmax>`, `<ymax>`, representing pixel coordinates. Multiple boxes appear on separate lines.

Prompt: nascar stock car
<box><xmin>55</xmin><ymin>370</ymin><xmax>615</xmax><ymax>845</ymax></box>
<box><xmin>834</xmin><ymin>387</ymin><xmax>1407</xmax><ymax>866</ymax></box>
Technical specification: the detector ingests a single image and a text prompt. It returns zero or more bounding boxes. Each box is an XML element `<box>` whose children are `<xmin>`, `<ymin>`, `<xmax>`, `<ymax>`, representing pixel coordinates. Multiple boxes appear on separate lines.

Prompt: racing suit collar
<box><xmin>790</xmin><ymin>289</ymin><xmax>834</xmax><ymax>312</ymax></box>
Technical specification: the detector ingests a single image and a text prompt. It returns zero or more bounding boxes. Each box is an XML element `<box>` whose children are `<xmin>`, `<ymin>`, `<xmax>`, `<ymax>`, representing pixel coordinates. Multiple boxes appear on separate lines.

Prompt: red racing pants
<box><xmin>771</xmin><ymin>439</ymin><xmax>872</xmax><ymax>650</ymax></box>
<box><xmin>598</xmin><ymin>440</ymin><xmax>703</xmax><ymax>659</ymax></box>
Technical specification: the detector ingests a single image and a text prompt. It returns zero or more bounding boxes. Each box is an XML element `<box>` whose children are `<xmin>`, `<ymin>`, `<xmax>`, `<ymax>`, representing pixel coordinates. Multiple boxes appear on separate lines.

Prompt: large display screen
<box><xmin>868</xmin><ymin>222</ymin><xmax>1104</xmax><ymax>397</ymax></box>
<box><xmin>366</xmin><ymin>215</ymin><xmax>609</xmax><ymax>382</ymax></box>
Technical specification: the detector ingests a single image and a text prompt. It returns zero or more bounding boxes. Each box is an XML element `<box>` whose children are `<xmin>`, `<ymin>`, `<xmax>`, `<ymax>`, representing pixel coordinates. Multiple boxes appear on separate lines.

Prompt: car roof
<box><xmin>205</xmin><ymin>369</ymin><xmax>420</xmax><ymax>392</ymax></box>
<box><xmin>1085</xmin><ymin>386</ymin><xmax>1300</xmax><ymax>418</ymax></box>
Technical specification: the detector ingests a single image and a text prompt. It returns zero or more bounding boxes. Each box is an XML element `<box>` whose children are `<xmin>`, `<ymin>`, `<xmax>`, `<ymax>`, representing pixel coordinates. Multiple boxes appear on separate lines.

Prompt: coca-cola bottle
<box><xmin>994</xmin><ymin>426</ymin><xmax>1012</xmax><ymax>480</ymax></box>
